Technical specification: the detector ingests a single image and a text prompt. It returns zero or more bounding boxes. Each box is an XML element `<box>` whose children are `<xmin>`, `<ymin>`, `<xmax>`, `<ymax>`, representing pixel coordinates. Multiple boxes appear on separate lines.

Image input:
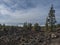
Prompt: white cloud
<box><xmin>0</xmin><ymin>4</ymin><xmax>48</xmax><ymax>25</ymax></box>
<box><xmin>0</xmin><ymin>0</ymin><xmax>59</xmax><ymax>25</ymax></box>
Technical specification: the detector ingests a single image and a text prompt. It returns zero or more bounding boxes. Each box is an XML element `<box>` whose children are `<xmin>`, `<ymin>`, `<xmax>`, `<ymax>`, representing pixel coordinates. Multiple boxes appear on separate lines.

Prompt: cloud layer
<box><xmin>0</xmin><ymin>0</ymin><xmax>60</xmax><ymax>25</ymax></box>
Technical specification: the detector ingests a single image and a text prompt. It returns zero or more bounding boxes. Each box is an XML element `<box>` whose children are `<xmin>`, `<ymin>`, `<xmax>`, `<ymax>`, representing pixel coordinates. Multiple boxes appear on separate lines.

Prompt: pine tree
<box><xmin>27</xmin><ymin>23</ymin><xmax>32</xmax><ymax>30</ymax></box>
<box><xmin>46</xmin><ymin>5</ymin><xmax>56</xmax><ymax>32</ymax></box>
<box><xmin>46</xmin><ymin>17</ymin><xmax>49</xmax><ymax>32</ymax></box>
<box><xmin>23</xmin><ymin>22</ymin><xmax>28</xmax><ymax>30</ymax></box>
<box><xmin>33</xmin><ymin>23</ymin><xmax>41</xmax><ymax>32</ymax></box>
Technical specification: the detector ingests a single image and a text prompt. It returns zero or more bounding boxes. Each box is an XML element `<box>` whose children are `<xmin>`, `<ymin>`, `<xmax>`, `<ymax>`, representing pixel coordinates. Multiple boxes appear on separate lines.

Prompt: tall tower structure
<box><xmin>46</xmin><ymin>5</ymin><xmax>56</xmax><ymax>32</ymax></box>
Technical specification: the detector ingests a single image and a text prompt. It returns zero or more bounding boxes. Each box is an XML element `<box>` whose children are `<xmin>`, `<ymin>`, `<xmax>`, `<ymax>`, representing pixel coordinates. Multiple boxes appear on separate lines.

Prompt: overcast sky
<box><xmin>0</xmin><ymin>0</ymin><xmax>60</xmax><ymax>25</ymax></box>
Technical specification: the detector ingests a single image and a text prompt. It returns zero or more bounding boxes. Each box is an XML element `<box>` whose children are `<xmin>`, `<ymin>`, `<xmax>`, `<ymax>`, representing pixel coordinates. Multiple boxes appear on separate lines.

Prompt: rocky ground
<box><xmin>0</xmin><ymin>28</ymin><xmax>60</xmax><ymax>45</ymax></box>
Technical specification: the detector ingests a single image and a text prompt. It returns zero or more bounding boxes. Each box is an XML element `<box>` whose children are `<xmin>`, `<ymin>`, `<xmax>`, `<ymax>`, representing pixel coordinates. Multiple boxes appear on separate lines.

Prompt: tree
<box><xmin>57</xmin><ymin>24</ymin><xmax>60</xmax><ymax>27</ymax></box>
<box><xmin>23</xmin><ymin>22</ymin><xmax>28</xmax><ymax>30</ymax></box>
<box><xmin>46</xmin><ymin>5</ymin><xmax>56</xmax><ymax>32</ymax></box>
<box><xmin>33</xmin><ymin>23</ymin><xmax>41</xmax><ymax>32</ymax></box>
<box><xmin>27</xmin><ymin>23</ymin><xmax>32</xmax><ymax>30</ymax></box>
<box><xmin>46</xmin><ymin>17</ymin><xmax>49</xmax><ymax>31</ymax></box>
<box><xmin>0</xmin><ymin>24</ymin><xmax>2</xmax><ymax>29</ymax></box>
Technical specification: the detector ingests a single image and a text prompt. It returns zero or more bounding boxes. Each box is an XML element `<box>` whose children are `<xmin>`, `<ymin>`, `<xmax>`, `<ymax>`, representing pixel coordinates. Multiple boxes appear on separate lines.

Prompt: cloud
<box><xmin>0</xmin><ymin>4</ymin><xmax>48</xmax><ymax>25</ymax></box>
<box><xmin>0</xmin><ymin>0</ymin><xmax>60</xmax><ymax>25</ymax></box>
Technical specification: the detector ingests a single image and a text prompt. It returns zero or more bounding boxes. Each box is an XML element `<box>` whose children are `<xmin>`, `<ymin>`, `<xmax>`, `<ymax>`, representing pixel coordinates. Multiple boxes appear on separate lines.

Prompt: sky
<box><xmin>0</xmin><ymin>0</ymin><xmax>60</xmax><ymax>26</ymax></box>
